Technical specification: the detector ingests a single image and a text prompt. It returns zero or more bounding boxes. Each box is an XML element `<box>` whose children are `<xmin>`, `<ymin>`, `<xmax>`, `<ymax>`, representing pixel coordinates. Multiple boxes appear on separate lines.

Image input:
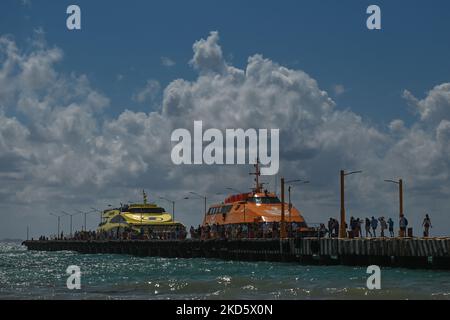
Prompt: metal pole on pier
<box><xmin>159</xmin><ymin>197</ymin><xmax>176</xmax><ymax>221</ymax></box>
<box><xmin>384</xmin><ymin>178</ymin><xmax>404</xmax><ymax>219</ymax></box>
<box><xmin>76</xmin><ymin>209</ymin><xmax>96</xmax><ymax>232</ymax></box>
<box><xmin>280</xmin><ymin>177</ymin><xmax>287</xmax><ymax>238</ymax></box>
<box><xmin>61</xmin><ymin>211</ymin><xmax>79</xmax><ymax>237</ymax></box>
<box><xmin>285</xmin><ymin>179</ymin><xmax>310</xmax><ymax>224</ymax></box>
<box><xmin>90</xmin><ymin>207</ymin><xmax>104</xmax><ymax>225</ymax></box>
<box><xmin>288</xmin><ymin>186</ymin><xmax>291</xmax><ymax>222</ymax></box>
<box><xmin>340</xmin><ymin>170</ymin><xmax>363</xmax><ymax>238</ymax></box>
<box><xmin>50</xmin><ymin>212</ymin><xmax>64</xmax><ymax>239</ymax></box>
<box><xmin>188</xmin><ymin>192</ymin><xmax>207</xmax><ymax>222</ymax></box>
<box><xmin>340</xmin><ymin>170</ymin><xmax>345</xmax><ymax>238</ymax></box>
<box><xmin>399</xmin><ymin>179</ymin><xmax>403</xmax><ymax>217</ymax></box>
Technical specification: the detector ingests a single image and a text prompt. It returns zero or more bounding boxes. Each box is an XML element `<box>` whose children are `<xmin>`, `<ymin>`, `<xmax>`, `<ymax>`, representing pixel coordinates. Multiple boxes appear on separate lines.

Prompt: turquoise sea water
<box><xmin>1</xmin><ymin>242</ymin><xmax>450</xmax><ymax>300</ymax></box>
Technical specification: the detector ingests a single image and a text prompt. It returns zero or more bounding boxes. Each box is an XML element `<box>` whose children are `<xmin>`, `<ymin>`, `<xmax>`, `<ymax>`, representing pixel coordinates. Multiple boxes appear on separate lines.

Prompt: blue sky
<box><xmin>3</xmin><ymin>0</ymin><xmax>450</xmax><ymax>123</ymax></box>
<box><xmin>1</xmin><ymin>0</ymin><xmax>450</xmax><ymax>238</ymax></box>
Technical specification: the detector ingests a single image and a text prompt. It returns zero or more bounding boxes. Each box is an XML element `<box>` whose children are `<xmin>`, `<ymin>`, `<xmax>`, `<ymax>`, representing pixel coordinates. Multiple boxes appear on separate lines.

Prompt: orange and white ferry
<box><xmin>203</xmin><ymin>161</ymin><xmax>314</xmax><ymax>235</ymax></box>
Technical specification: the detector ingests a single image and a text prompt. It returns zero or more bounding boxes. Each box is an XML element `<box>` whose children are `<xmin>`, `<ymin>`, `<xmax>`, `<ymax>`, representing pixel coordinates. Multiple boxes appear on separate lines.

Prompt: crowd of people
<box><xmin>38</xmin><ymin>214</ymin><xmax>434</xmax><ymax>241</ymax></box>
<box><xmin>38</xmin><ymin>226</ymin><xmax>188</xmax><ymax>241</ymax></box>
<box><xmin>189</xmin><ymin>221</ymin><xmax>312</xmax><ymax>240</ymax></box>
<box><xmin>320</xmin><ymin>214</ymin><xmax>433</xmax><ymax>238</ymax></box>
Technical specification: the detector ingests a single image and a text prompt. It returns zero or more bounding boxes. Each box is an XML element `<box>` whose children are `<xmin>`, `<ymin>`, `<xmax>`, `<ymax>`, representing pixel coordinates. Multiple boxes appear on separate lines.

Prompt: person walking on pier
<box><xmin>379</xmin><ymin>217</ymin><xmax>387</xmax><ymax>237</ymax></box>
<box><xmin>371</xmin><ymin>216</ymin><xmax>378</xmax><ymax>237</ymax></box>
<box><xmin>399</xmin><ymin>214</ymin><xmax>408</xmax><ymax>237</ymax></box>
<box><xmin>333</xmin><ymin>220</ymin><xmax>339</xmax><ymax>238</ymax></box>
<box><xmin>356</xmin><ymin>218</ymin><xmax>362</xmax><ymax>237</ymax></box>
<box><xmin>350</xmin><ymin>216</ymin><xmax>356</xmax><ymax>238</ymax></box>
<box><xmin>328</xmin><ymin>218</ymin><xmax>334</xmax><ymax>238</ymax></box>
<box><xmin>387</xmin><ymin>218</ymin><xmax>394</xmax><ymax>237</ymax></box>
<box><xmin>365</xmin><ymin>217</ymin><xmax>372</xmax><ymax>237</ymax></box>
<box><xmin>422</xmin><ymin>214</ymin><xmax>432</xmax><ymax>237</ymax></box>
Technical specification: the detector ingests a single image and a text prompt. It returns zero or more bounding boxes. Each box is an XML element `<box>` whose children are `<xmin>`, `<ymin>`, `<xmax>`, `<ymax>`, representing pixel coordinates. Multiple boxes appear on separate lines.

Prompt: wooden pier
<box><xmin>22</xmin><ymin>237</ymin><xmax>450</xmax><ymax>269</ymax></box>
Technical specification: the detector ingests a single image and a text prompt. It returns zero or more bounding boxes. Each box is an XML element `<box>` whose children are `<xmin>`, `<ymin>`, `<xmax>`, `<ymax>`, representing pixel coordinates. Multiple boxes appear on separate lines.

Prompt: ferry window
<box><xmin>248</xmin><ymin>197</ymin><xmax>281</xmax><ymax>204</ymax></box>
<box><xmin>208</xmin><ymin>208</ymin><xmax>213</xmax><ymax>215</ymax></box>
<box><xmin>129</xmin><ymin>207</ymin><xmax>165</xmax><ymax>214</ymax></box>
<box><xmin>221</xmin><ymin>205</ymin><xmax>232</xmax><ymax>214</ymax></box>
<box><xmin>110</xmin><ymin>215</ymin><xmax>126</xmax><ymax>224</ymax></box>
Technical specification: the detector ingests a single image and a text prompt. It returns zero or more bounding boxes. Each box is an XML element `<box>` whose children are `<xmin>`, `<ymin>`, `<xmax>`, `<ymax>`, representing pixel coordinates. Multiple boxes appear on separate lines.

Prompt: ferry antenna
<box><xmin>249</xmin><ymin>158</ymin><xmax>262</xmax><ymax>193</ymax></box>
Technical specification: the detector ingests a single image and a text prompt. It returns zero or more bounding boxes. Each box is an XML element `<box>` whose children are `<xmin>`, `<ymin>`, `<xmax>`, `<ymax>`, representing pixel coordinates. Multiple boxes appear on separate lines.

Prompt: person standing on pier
<box><xmin>371</xmin><ymin>216</ymin><xmax>378</xmax><ymax>237</ymax></box>
<box><xmin>422</xmin><ymin>214</ymin><xmax>432</xmax><ymax>237</ymax></box>
<box><xmin>365</xmin><ymin>218</ymin><xmax>372</xmax><ymax>237</ymax></box>
<box><xmin>333</xmin><ymin>219</ymin><xmax>339</xmax><ymax>238</ymax></box>
<box><xmin>399</xmin><ymin>214</ymin><xmax>408</xmax><ymax>237</ymax></box>
<box><xmin>350</xmin><ymin>217</ymin><xmax>356</xmax><ymax>237</ymax></box>
<box><xmin>387</xmin><ymin>218</ymin><xmax>394</xmax><ymax>237</ymax></box>
<box><xmin>356</xmin><ymin>218</ymin><xmax>362</xmax><ymax>237</ymax></box>
<box><xmin>379</xmin><ymin>217</ymin><xmax>387</xmax><ymax>237</ymax></box>
<box><xmin>328</xmin><ymin>218</ymin><xmax>334</xmax><ymax>238</ymax></box>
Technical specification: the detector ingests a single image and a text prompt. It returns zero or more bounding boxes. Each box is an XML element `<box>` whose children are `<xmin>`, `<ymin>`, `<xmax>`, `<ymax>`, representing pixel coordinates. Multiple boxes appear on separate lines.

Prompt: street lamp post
<box><xmin>280</xmin><ymin>177</ymin><xmax>286</xmax><ymax>238</ymax></box>
<box><xmin>61</xmin><ymin>210</ymin><xmax>81</xmax><ymax>237</ymax></box>
<box><xmin>184</xmin><ymin>192</ymin><xmax>222</xmax><ymax>224</ymax></box>
<box><xmin>49</xmin><ymin>212</ymin><xmax>64</xmax><ymax>239</ymax></box>
<box><xmin>90</xmin><ymin>207</ymin><xmax>106</xmax><ymax>225</ymax></box>
<box><xmin>384</xmin><ymin>179</ymin><xmax>404</xmax><ymax>218</ymax></box>
<box><xmin>76</xmin><ymin>209</ymin><xmax>96</xmax><ymax>232</ymax></box>
<box><xmin>384</xmin><ymin>179</ymin><xmax>403</xmax><ymax>236</ymax></box>
<box><xmin>188</xmin><ymin>192</ymin><xmax>207</xmax><ymax>221</ymax></box>
<box><xmin>159</xmin><ymin>196</ymin><xmax>176</xmax><ymax>221</ymax></box>
<box><xmin>340</xmin><ymin>170</ymin><xmax>363</xmax><ymax>238</ymax></box>
<box><xmin>285</xmin><ymin>179</ymin><xmax>310</xmax><ymax>222</ymax></box>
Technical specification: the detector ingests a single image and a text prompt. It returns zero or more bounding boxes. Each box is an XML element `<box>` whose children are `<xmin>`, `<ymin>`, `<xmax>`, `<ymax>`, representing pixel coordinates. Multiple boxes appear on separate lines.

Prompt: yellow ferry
<box><xmin>98</xmin><ymin>191</ymin><xmax>184</xmax><ymax>237</ymax></box>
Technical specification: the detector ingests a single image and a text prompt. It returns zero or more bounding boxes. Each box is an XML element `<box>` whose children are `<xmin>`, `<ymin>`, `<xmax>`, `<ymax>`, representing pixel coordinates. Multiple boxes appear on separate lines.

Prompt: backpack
<box><xmin>404</xmin><ymin>218</ymin><xmax>408</xmax><ymax>226</ymax></box>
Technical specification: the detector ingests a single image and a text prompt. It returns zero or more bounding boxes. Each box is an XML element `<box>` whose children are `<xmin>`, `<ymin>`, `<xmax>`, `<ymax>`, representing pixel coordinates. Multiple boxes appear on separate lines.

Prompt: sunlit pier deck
<box><xmin>23</xmin><ymin>237</ymin><xmax>450</xmax><ymax>270</ymax></box>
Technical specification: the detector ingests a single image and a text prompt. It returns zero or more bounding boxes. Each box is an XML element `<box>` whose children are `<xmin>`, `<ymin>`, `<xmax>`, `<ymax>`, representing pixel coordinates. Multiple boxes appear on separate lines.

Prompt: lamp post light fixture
<box><xmin>90</xmin><ymin>207</ymin><xmax>106</xmax><ymax>225</ymax></box>
<box><xmin>285</xmin><ymin>179</ymin><xmax>310</xmax><ymax>223</ymax></box>
<box><xmin>226</xmin><ymin>187</ymin><xmax>243</xmax><ymax>194</ymax></box>
<box><xmin>61</xmin><ymin>210</ymin><xmax>81</xmax><ymax>237</ymax></box>
<box><xmin>159</xmin><ymin>196</ymin><xmax>176</xmax><ymax>221</ymax></box>
<box><xmin>49</xmin><ymin>212</ymin><xmax>65</xmax><ymax>239</ymax></box>
<box><xmin>76</xmin><ymin>209</ymin><xmax>96</xmax><ymax>232</ymax></box>
<box><xmin>188</xmin><ymin>191</ymin><xmax>207</xmax><ymax>221</ymax></box>
<box><xmin>340</xmin><ymin>170</ymin><xmax>363</xmax><ymax>238</ymax></box>
<box><xmin>384</xmin><ymin>179</ymin><xmax>404</xmax><ymax>219</ymax></box>
<box><xmin>184</xmin><ymin>192</ymin><xmax>223</xmax><ymax>222</ymax></box>
<box><xmin>384</xmin><ymin>179</ymin><xmax>403</xmax><ymax>238</ymax></box>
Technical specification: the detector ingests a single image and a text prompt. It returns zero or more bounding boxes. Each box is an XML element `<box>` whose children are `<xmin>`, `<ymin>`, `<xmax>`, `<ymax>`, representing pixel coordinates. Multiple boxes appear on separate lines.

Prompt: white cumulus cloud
<box><xmin>0</xmin><ymin>31</ymin><xmax>450</xmax><ymax>238</ymax></box>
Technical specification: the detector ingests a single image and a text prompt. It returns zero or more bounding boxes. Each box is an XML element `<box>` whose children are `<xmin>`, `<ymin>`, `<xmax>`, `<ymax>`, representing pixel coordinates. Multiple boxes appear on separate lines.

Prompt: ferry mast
<box><xmin>249</xmin><ymin>159</ymin><xmax>262</xmax><ymax>193</ymax></box>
